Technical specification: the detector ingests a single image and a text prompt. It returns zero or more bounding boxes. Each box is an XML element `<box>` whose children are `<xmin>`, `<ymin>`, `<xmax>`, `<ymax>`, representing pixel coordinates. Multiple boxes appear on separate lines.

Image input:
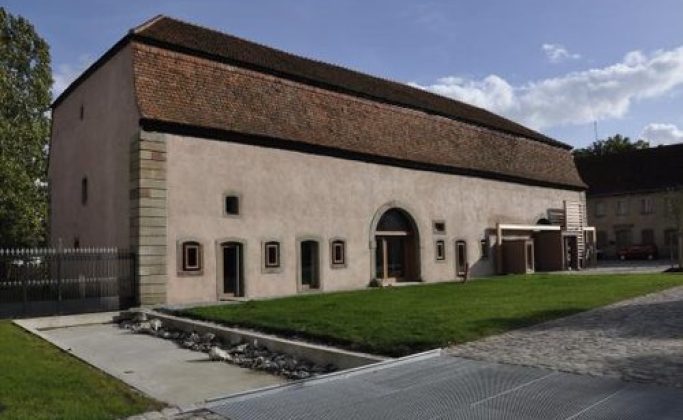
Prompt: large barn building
<box><xmin>49</xmin><ymin>16</ymin><xmax>592</xmax><ymax>305</ymax></box>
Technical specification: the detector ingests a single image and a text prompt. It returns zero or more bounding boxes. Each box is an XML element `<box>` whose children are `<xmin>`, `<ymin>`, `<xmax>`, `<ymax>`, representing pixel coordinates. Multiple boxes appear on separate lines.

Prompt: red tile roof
<box><xmin>133</xmin><ymin>16</ymin><xmax>569</xmax><ymax>150</ymax></box>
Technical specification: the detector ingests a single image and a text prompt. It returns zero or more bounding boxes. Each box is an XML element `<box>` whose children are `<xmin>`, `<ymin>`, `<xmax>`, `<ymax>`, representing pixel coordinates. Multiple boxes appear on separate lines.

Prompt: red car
<box><xmin>617</xmin><ymin>244</ymin><xmax>658</xmax><ymax>260</ymax></box>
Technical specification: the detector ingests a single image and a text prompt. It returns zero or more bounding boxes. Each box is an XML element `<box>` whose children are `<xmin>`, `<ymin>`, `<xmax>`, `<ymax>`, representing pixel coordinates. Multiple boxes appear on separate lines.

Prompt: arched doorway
<box><xmin>373</xmin><ymin>207</ymin><xmax>420</xmax><ymax>283</ymax></box>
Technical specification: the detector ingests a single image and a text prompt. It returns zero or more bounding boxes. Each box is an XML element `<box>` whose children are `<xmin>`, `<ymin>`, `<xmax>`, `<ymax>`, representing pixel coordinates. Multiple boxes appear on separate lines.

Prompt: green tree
<box><xmin>573</xmin><ymin>134</ymin><xmax>650</xmax><ymax>158</ymax></box>
<box><xmin>0</xmin><ymin>7</ymin><xmax>52</xmax><ymax>247</ymax></box>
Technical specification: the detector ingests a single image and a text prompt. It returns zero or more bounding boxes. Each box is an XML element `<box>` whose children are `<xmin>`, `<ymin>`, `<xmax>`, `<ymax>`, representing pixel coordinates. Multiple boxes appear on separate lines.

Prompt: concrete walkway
<box><xmin>449</xmin><ymin>285</ymin><xmax>683</xmax><ymax>388</ymax></box>
<box><xmin>41</xmin><ymin>323</ymin><xmax>285</xmax><ymax>406</ymax></box>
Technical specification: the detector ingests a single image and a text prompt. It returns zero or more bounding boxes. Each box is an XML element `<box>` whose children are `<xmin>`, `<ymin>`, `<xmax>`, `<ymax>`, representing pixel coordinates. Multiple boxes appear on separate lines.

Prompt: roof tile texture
<box><xmin>135</xmin><ymin>17</ymin><xmax>567</xmax><ymax>149</ymax></box>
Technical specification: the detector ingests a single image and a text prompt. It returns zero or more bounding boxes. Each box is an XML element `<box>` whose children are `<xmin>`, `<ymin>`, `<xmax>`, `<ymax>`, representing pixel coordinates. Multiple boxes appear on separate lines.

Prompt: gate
<box><xmin>0</xmin><ymin>248</ymin><xmax>137</xmax><ymax>318</ymax></box>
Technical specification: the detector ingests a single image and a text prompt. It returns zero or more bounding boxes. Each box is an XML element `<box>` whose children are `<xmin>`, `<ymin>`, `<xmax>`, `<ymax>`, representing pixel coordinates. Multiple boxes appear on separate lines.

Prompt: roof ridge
<box><xmin>131</xmin><ymin>14</ymin><xmax>167</xmax><ymax>34</ymax></box>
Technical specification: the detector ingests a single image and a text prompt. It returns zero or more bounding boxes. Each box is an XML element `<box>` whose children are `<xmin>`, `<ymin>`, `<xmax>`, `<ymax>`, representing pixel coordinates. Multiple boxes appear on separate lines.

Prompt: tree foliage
<box><xmin>573</xmin><ymin>134</ymin><xmax>650</xmax><ymax>158</ymax></box>
<box><xmin>0</xmin><ymin>7</ymin><xmax>51</xmax><ymax>247</ymax></box>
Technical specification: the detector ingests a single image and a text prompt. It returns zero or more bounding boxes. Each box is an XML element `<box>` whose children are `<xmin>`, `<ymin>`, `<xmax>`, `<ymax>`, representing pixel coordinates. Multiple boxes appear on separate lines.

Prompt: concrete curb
<box><xmin>12</xmin><ymin>311</ymin><xmax>122</xmax><ymax>330</ymax></box>
<box><xmin>131</xmin><ymin>308</ymin><xmax>389</xmax><ymax>370</ymax></box>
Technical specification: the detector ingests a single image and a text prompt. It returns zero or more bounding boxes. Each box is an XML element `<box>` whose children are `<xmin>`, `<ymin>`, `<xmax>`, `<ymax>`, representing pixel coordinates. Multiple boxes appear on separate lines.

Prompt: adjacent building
<box><xmin>576</xmin><ymin>144</ymin><xmax>683</xmax><ymax>261</ymax></box>
<box><xmin>49</xmin><ymin>16</ymin><xmax>591</xmax><ymax>305</ymax></box>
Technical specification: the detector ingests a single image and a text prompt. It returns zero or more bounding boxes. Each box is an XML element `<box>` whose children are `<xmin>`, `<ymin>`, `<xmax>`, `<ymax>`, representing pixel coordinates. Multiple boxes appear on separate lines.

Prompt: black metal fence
<box><xmin>0</xmin><ymin>248</ymin><xmax>137</xmax><ymax>318</ymax></box>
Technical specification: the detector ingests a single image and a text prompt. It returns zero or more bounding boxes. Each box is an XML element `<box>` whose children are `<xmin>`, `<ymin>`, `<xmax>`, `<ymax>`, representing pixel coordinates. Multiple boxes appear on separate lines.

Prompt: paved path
<box><xmin>449</xmin><ymin>285</ymin><xmax>683</xmax><ymax>388</ymax></box>
<box><xmin>42</xmin><ymin>324</ymin><xmax>285</xmax><ymax>406</ymax></box>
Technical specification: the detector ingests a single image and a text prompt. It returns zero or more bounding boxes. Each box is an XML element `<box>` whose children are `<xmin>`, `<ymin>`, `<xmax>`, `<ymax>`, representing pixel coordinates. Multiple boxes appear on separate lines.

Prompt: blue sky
<box><xmin>6</xmin><ymin>0</ymin><xmax>683</xmax><ymax>148</ymax></box>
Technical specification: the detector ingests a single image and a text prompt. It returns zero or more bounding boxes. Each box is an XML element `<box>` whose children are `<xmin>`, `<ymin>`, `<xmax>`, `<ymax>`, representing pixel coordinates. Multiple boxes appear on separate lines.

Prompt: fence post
<box><xmin>22</xmin><ymin>256</ymin><xmax>28</xmax><ymax>316</ymax></box>
<box><xmin>57</xmin><ymin>247</ymin><xmax>63</xmax><ymax>314</ymax></box>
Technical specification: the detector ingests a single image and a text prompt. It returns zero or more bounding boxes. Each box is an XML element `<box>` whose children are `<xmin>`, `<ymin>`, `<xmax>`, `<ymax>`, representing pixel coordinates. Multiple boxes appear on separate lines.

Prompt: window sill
<box><xmin>177</xmin><ymin>270</ymin><xmax>203</xmax><ymax>277</ymax></box>
<box><xmin>262</xmin><ymin>266</ymin><xmax>283</xmax><ymax>274</ymax></box>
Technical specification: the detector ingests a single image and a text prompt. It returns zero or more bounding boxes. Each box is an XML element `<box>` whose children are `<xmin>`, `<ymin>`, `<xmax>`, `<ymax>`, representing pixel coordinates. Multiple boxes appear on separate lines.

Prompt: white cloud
<box><xmin>641</xmin><ymin>123</ymin><xmax>683</xmax><ymax>145</ymax></box>
<box><xmin>52</xmin><ymin>55</ymin><xmax>93</xmax><ymax>98</ymax></box>
<box><xmin>411</xmin><ymin>46</ymin><xmax>683</xmax><ymax>130</ymax></box>
<box><xmin>542</xmin><ymin>43</ymin><xmax>581</xmax><ymax>63</ymax></box>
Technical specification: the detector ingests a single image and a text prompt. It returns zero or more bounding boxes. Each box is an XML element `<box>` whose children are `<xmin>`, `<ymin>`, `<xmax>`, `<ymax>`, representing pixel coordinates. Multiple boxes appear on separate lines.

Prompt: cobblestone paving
<box><xmin>448</xmin><ymin>285</ymin><xmax>683</xmax><ymax>388</ymax></box>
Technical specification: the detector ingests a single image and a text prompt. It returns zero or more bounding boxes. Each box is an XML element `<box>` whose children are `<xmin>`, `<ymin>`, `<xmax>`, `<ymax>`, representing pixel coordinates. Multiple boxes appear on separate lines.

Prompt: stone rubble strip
<box><xmin>448</xmin><ymin>285</ymin><xmax>683</xmax><ymax>388</ymax></box>
<box><xmin>119</xmin><ymin>313</ymin><xmax>337</xmax><ymax>381</ymax></box>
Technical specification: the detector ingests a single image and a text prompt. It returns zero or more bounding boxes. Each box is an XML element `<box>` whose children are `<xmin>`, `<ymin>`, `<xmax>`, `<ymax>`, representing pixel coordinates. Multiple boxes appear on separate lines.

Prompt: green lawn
<box><xmin>0</xmin><ymin>321</ymin><xmax>162</xmax><ymax>420</ymax></box>
<box><xmin>180</xmin><ymin>274</ymin><xmax>683</xmax><ymax>357</ymax></box>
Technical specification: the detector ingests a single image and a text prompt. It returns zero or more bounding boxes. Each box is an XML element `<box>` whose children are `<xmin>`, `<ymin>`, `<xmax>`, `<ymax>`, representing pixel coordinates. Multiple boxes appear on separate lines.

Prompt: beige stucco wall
<box><xmin>164</xmin><ymin>133</ymin><xmax>584</xmax><ymax>304</ymax></box>
<box><xmin>49</xmin><ymin>46</ymin><xmax>139</xmax><ymax>249</ymax></box>
<box><xmin>587</xmin><ymin>192</ymin><xmax>679</xmax><ymax>259</ymax></box>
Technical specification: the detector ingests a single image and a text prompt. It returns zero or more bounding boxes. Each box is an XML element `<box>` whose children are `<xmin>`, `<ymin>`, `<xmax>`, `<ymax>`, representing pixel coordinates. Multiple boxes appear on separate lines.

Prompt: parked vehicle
<box><xmin>617</xmin><ymin>244</ymin><xmax>658</xmax><ymax>260</ymax></box>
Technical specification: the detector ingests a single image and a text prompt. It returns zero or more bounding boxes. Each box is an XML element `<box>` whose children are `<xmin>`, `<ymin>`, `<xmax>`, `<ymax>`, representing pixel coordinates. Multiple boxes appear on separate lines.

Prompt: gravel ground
<box><xmin>449</xmin><ymin>285</ymin><xmax>683</xmax><ymax>388</ymax></box>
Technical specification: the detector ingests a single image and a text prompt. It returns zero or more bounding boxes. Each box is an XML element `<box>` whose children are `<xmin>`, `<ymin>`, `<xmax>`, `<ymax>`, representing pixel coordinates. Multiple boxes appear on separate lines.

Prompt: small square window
<box><xmin>265</xmin><ymin>241</ymin><xmax>280</xmax><ymax>268</ymax></box>
<box><xmin>595</xmin><ymin>202</ymin><xmax>605</xmax><ymax>217</ymax></box>
<box><xmin>331</xmin><ymin>240</ymin><xmax>345</xmax><ymax>266</ymax></box>
<box><xmin>641</xmin><ymin>229</ymin><xmax>655</xmax><ymax>245</ymax></box>
<box><xmin>433</xmin><ymin>221</ymin><xmax>446</xmax><ymax>234</ymax></box>
<box><xmin>81</xmin><ymin>177</ymin><xmax>88</xmax><ymax>205</ymax></box>
<box><xmin>640</xmin><ymin>198</ymin><xmax>654</xmax><ymax>215</ymax></box>
<box><xmin>616</xmin><ymin>200</ymin><xmax>628</xmax><ymax>216</ymax></box>
<box><xmin>225</xmin><ymin>195</ymin><xmax>239</xmax><ymax>216</ymax></box>
<box><xmin>435</xmin><ymin>240</ymin><xmax>445</xmax><ymax>261</ymax></box>
<box><xmin>182</xmin><ymin>242</ymin><xmax>202</xmax><ymax>272</ymax></box>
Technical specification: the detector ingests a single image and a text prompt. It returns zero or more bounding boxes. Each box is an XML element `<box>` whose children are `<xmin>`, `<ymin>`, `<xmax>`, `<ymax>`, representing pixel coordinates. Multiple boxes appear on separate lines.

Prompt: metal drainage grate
<box><xmin>208</xmin><ymin>353</ymin><xmax>683</xmax><ymax>420</ymax></box>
